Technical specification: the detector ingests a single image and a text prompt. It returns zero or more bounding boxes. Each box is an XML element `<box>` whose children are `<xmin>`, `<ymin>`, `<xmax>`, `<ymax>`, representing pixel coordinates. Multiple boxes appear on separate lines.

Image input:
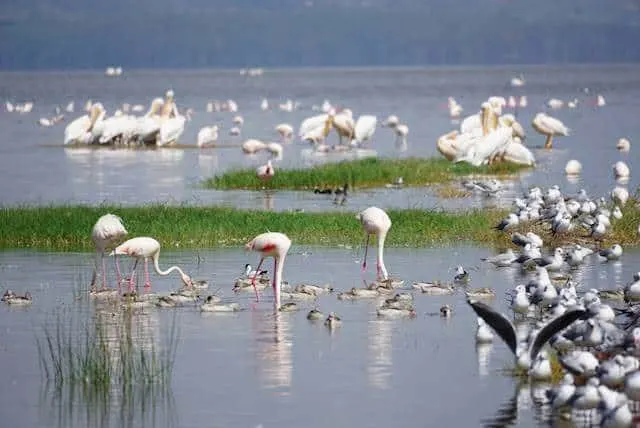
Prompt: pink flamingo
<box><xmin>91</xmin><ymin>213</ymin><xmax>127</xmax><ymax>289</ymax></box>
<box><xmin>356</xmin><ymin>207</ymin><xmax>391</xmax><ymax>280</ymax></box>
<box><xmin>256</xmin><ymin>160</ymin><xmax>274</xmax><ymax>181</ymax></box>
<box><xmin>110</xmin><ymin>237</ymin><xmax>192</xmax><ymax>292</ymax></box>
<box><xmin>245</xmin><ymin>232</ymin><xmax>291</xmax><ymax>310</ymax></box>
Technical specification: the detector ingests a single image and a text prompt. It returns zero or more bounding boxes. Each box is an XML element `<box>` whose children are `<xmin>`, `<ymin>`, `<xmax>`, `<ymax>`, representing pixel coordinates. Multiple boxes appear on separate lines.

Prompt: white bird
<box><xmin>564</xmin><ymin>159</ymin><xmax>582</xmax><ymax>175</ymax></box>
<box><xmin>91</xmin><ymin>214</ymin><xmax>128</xmax><ymax>289</ymax></box>
<box><xmin>510</xmin><ymin>75</ymin><xmax>525</xmax><ymax>87</ymax></box>
<box><xmin>546</xmin><ymin>374</ymin><xmax>575</xmax><ymax>408</ymax></box>
<box><xmin>256</xmin><ymin>160</ymin><xmax>274</xmax><ymax>181</ymax></box>
<box><xmin>245</xmin><ymin>232</ymin><xmax>291</xmax><ymax>310</ymax></box>
<box><xmin>351</xmin><ymin>115</ymin><xmax>377</xmax><ymax>146</ymax></box>
<box><xmin>275</xmin><ymin>123</ymin><xmax>294</xmax><ymax>142</ymax></box>
<box><xmin>611</xmin><ymin>186</ymin><xmax>629</xmax><ymax>206</ymax></box>
<box><xmin>613</xmin><ymin>161</ymin><xmax>630</xmax><ymax>179</ymax></box>
<box><xmin>531</xmin><ymin>112</ymin><xmax>569</xmax><ymax>149</ymax></box>
<box><xmin>63</xmin><ymin>103</ymin><xmax>105</xmax><ymax>145</ymax></box>
<box><xmin>265</xmin><ymin>142</ymin><xmax>283</xmax><ymax>160</ymax></box>
<box><xmin>546</xmin><ymin>98</ymin><xmax>564</xmax><ymax>109</ymax></box>
<box><xmin>599</xmin><ymin>244</ymin><xmax>623</xmax><ymax>261</ymax></box>
<box><xmin>476</xmin><ymin>318</ymin><xmax>494</xmax><ymax>343</ymax></box>
<box><xmin>232</xmin><ymin>115</ymin><xmax>244</xmax><ymax>126</ymax></box>
<box><xmin>260</xmin><ymin>98</ymin><xmax>269</xmax><ymax>111</ymax></box>
<box><xmin>511</xmin><ymin>285</ymin><xmax>531</xmax><ymax>315</ymax></box>
<box><xmin>197</xmin><ymin>125</ymin><xmax>219</xmax><ymax>147</ymax></box>
<box><xmin>356</xmin><ymin>207</ymin><xmax>392</xmax><ymax>281</ymax></box>
<box><xmin>382</xmin><ymin>115</ymin><xmax>399</xmax><ymax>128</ymax></box>
<box><xmin>482</xmin><ymin>249</ymin><xmax>517</xmax><ymax>267</ymax></box>
<box><xmin>616</xmin><ymin>138</ymin><xmax>630</xmax><ymax>152</ymax></box>
<box><xmin>241</xmin><ymin>139</ymin><xmax>266</xmax><ymax>154</ymax></box>
<box><xmin>468</xmin><ymin>299</ymin><xmax>586</xmax><ymax>369</ymax></box>
<box><xmin>110</xmin><ymin>237</ymin><xmax>192</xmax><ymax>292</ymax></box>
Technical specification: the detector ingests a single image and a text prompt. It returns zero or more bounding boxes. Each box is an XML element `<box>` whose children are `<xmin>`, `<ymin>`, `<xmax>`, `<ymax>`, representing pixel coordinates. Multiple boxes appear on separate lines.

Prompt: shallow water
<box><xmin>1</xmin><ymin>64</ymin><xmax>639</xmax><ymax>210</ymax></box>
<box><xmin>1</xmin><ymin>245</ymin><xmax>638</xmax><ymax>427</ymax></box>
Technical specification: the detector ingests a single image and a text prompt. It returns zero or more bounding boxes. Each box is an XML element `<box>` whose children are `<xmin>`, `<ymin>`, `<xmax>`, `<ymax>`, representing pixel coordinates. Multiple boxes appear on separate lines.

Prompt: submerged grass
<box><xmin>36</xmin><ymin>309</ymin><xmax>179</xmax><ymax>391</ymax></box>
<box><xmin>204</xmin><ymin>157</ymin><xmax>530</xmax><ymax>190</ymax></box>
<box><xmin>2</xmin><ymin>201</ymin><xmax>639</xmax><ymax>251</ymax></box>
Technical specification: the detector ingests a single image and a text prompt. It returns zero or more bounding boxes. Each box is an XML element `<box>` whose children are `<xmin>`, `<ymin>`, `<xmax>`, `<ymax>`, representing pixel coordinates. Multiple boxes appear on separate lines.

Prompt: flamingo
<box><xmin>91</xmin><ymin>214</ymin><xmax>128</xmax><ymax>289</ymax></box>
<box><xmin>197</xmin><ymin>125</ymin><xmax>219</xmax><ymax>147</ymax></box>
<box><xmin>242</xmin><ymin>139</ymin><xmax>266</xmax><ymax>154</ymax></box>
<box><xmin>245</xmin><ymin>232</ymin><xmax>291</xmax><ymax>310</ymax></box>
<box><xmin>275</xmin><ymin>123</ymin><xmax>294</xmax><ymax>142</ymax></box>
<box><xmin>265</xmin><ymin>142</ymin><xmax>283</xmax><ymax>159</ymax></box>
<box><xmin>394</xmin><ymin>124</ymin><xmax>409</xmax><ymax>147</ymax></box>
<box><xmin>356</xmin><ymin>207</ymin><xmax>391</xmax><ymax>280</ymax></box>
<box><xmin>531</xmin><ymin>113</ymin><xmax>569</xmax><ymax>149</ymax></box>
<box><xmin>256</xmin><ymin>160</ymin><xmax>274</xmax><ymax>181</ymax></box>
<box><xmin>110</xmin><ymin>237</ymin><xmax>192</xmax><ymax>292</ymax></box>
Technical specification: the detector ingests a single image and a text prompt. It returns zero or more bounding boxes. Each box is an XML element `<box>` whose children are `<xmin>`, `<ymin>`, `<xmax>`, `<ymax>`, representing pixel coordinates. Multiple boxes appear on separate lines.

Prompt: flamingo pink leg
<box><xmin>128</xmin><ymin>259</ymin><xmax>138</xmax><ymax>293</ymax></box>
<box><xmin>361</xmin><ymin>234</ymin><xmax>370</xmax><ymax>274</ymax></box>
<box><xmin>144</xmin><ymin>259</ymin><xmax>151</xmax><ymax>291</ymax></box>
<box><xmin>376</xmin><ymin>263</ymin><xmax>382</xmax><ymax>280</ymax></box>
<box><xmin>101</xmin><ymin>255</ymin><xmax>107</xmax><ymax>290</ymax></box>
<box><xmin>114</xmin><ymin>254</ymin><xmax>123</xmax><ymax>287</ymax></box>
<box><xmin>251</xmin><ymin>257</ymin><xmax>265</xmax><ymax>302</ymax></box>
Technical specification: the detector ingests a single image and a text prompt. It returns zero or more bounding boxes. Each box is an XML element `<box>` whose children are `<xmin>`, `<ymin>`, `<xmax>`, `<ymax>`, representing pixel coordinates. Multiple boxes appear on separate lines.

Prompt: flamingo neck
<box><xmin>152</xmin><ymin>250</ymin><xmax>186</xmax><ymax>278</ymax></box>
<box><xmin>377</xmin><ymin>232</ymin><xmax>388</xmax><ymax>280</ymax></box>
<box><xmin>273</xmin><ymin>254</ymin><xmax>286</xmax><ymax>310</ymax></box>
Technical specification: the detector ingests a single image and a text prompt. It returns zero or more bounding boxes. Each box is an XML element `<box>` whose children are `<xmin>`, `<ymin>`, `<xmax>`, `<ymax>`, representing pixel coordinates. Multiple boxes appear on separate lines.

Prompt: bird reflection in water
<box><xmin>475</xmin><ymin>343</ymin><xmax>492</xmax><ymax>377</ymax></box>
<box><xmin>38</xmin><ymin>308</ymin><xmax>177</xmax><ymax>428</ymax></box>
<box><xmin>198</xmin><ymin>151</ymin><xmax>219</xmax><ymax>178</ymax></box>
<box><xmin>253</xmin><ymin>311</ymin><xmax>293</xmax><ymax>395</ymax></box>
<box><xmin>263</xmin><ymin>190</ymin><xmax>275</xmax><ymax>211</ymax></box>
<box><xmin>367</xmin><ymin>319</ymin><xmax>392</xmax><ymax>389</ymax></box>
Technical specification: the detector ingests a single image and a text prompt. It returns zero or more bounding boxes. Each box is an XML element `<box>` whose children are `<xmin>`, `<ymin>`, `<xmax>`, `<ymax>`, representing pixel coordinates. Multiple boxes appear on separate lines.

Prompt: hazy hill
<box><xmin>1</xmin><ymin>0</ymin><xmax>639</xmax><ymax>69</ymax></box>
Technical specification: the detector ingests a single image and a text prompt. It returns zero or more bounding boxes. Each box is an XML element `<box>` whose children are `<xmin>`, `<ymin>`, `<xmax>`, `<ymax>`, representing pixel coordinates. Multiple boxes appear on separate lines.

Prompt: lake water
<box><xmin>1</xmin><ymin>64</ymin><xmax>639</xmax><ymax>210</ymax></box>
<box><xmin>0</xmin><ymin>245</ymin><xmax>638</xmax><ymax>428</ymax></box>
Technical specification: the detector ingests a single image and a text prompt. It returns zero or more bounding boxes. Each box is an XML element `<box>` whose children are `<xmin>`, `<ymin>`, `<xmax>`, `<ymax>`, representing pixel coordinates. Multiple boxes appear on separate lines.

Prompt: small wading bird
<box><xmin>245</xmin><ymin>232</ymin><xmax>291</xmax><ymax>310</ymax></box>
<box><xmin>356</xmin><ymin>206</ymin><xmax>391</xmax><ymax>280</ymax></box>
<box><xmin>110</xmin><ymin>237</ymin><xmax>192</xmax><ymax>292</ymax></box>
<box><xmin>91</xmin><ymin>213</ymin><xmax>128</xmax><ymax>289</ymax></box>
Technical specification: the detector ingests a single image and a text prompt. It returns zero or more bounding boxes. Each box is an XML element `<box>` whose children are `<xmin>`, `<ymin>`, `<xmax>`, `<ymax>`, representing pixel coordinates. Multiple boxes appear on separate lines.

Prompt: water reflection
<box><xmin>367</xmin><ymin>320</ymin><xmax>392</xmax><ymax>389</ymax></box>
<box><xmin>253</xmin><ymin>312</ymin><xmax>293</xmax><ymax>394</ymax></box>
<box><xmin>475</xmin><ymin>343</ymin><xmax>492</xmax><ymax>377</ymax></box>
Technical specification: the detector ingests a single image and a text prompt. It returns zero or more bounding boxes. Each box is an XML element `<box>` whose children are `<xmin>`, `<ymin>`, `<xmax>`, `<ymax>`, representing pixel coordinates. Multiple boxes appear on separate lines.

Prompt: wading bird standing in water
<box><xmin>245</xmin><ymin>232</ymin><xmax>291</xmax><ymax>310</ymax></box>
<box><xmin>91</xmin><ymin>213</ymin><xmax>128</xmax><ymax>289</ymax></box>
<box><xmin>356</xmin><ymin>206</ymin><xmax>391</xmax><ymax>280</ymax></box>
<box><xmin>110</xmin><ymin>237</ymin><xmax>192</xmax><ymax>292</ymax></box>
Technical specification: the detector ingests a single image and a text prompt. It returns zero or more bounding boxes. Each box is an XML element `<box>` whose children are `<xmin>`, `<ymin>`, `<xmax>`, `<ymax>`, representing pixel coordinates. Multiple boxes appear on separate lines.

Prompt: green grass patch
<box><xmin>204</xmin><ymin>157</ymin><xmax>530</xmax><ymax>190</ymax></box>
<box><xmin>1</xmin><ymin>202</ymin><xmax>637</xmax><ymax>251</ymax></box>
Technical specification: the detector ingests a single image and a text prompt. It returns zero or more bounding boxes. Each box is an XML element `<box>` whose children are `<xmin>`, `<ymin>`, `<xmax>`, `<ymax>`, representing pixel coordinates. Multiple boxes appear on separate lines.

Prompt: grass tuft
<box><xmin>204</xmin><ymin>157</ymin><xmax>530</xmax><ymax>190</ymax></box>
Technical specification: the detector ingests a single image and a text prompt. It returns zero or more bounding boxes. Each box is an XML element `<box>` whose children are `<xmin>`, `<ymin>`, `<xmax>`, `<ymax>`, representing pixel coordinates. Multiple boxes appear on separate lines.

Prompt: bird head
<box><xmin>181</xmin><ymin>273</ymin><xmax>193</xmax><ymax>287</ymax></box>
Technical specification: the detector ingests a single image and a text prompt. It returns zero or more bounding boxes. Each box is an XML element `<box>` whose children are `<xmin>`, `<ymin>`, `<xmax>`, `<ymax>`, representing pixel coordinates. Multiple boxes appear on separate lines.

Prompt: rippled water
<box><xmin>1</xmin><ymin>246</ymin><xmax>638</xmax><ymax>427</ymax></box>
<box><xmin>1</xmin><ymin>64</ymin><xmax>639</xmax><ymax>209</ymax></box>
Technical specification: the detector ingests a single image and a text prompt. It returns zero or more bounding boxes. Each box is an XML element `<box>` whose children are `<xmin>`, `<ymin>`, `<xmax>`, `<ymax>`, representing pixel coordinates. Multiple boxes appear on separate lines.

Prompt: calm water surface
<box><xmin>0</xmin><ymin>246</ymin><xmax>638</xmax><ymax>427</ymax></box>
<box><xmin>0</xmin><ymin>64</ymin><xmax>639</xmax><ymax>209</ymax></box>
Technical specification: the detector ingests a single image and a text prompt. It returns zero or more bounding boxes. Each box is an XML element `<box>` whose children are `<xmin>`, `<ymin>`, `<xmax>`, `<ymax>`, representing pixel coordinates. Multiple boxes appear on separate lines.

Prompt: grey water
<box><xmin>1</xmin><ymin>245</ymin><xmax>638</xmax><ymax>428</ymax></box>
<box><xmin>1</xmin><ymin>64</ymin><xmax>639</xmax><ymax>210</ymax></box>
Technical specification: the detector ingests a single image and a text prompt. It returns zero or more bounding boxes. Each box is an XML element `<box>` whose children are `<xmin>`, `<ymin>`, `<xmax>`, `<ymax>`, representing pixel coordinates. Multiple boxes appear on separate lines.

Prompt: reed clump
<box><xmin>204</xmin><ymin>157</ymin><xmax>529</xmax><ymax>190</ymax></box>
<box><xmin>36</xmin><ymin>309</ymin><xmax>178</xmax><ymax>391</ymax></box>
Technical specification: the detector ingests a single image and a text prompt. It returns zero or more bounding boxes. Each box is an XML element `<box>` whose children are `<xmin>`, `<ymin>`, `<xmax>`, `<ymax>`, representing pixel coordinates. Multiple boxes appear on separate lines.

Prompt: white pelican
<box><xmin>260</xmin><ymin>98</ymin><xmax>269</xmax><ymax>111</ymax></box>
<box><xmin>564</xmin><ymin>160</ymin><xmax>582</xmax><ymax>175</ymax></box>
<box><xmin>133</xmin><ymin>98</ymin><xmax>164</xmax><ymax>144</ymax></box>
<box><xmin>487</xmin><ymin>96</ymin><xmax>506</xmax><ymax>116</ymax></box>
<box><xmin>38</xmin><ymin>118</ymin><xmax>53</xmax><ymax>127</ymax></box>
<box><xmin>510</xmin><ymin>75</ymin><xmax>525</xmax><ymax>87</ymax></box>
<box><xmin>546</xmin><ymin>98</ymin><xmax>564</xmax><ymax>109</ymax></box>
<box><xmin>616</xmin><ymin>138</ymin><xmax>630</xmax><ymax>152</ymax></box>
<box><xmin>232</xmin><ymin>115</ymin><xmax>244</xmax><ymax>126</ymax></box>
<box><xmin>382</xmin><ymin>115</ymin><xmax>399</xmax><ymax>128</ymax></box>
<box><xmin>596</xmin><ymin>94</ymin><xmax>606</xmax><ymax>107</ymax></box>
<box><xmin>99</xmin><ymin>110</ymin><xmax>136</xmax><ymax>144</ymax></box>
<box><xmin>63</xmin><ymin>103</ymin><xmax>105</xmax><ymax>145</ymax></box>
<box><xmin>501</xmin><ymin>138</ymin><xmax>535</xmax><ymax>166</ymax></box>
<box><xmin>298</xmin><ymin>114</ymin><xmax>329</xmax><ymax>138</ymax></box>
<box><xmin>197</xmin><ymin>125</ymin><xmax>219</xmax><ymax>147</ymax></box>
<box><xmin>531</xmin><ymin>113</ymin><xmax>569</xmax><ymax>149</ymax></box>
<box><xmin>456</xmin><ymin>127</ymin><xmax>512</xmax><ymax>167</ymax></box>
<box><xmin>242</xmin><ymin>139</ymin><xmax>266</xmax><ymax>154</ymax></box>
<box><xmin>229</xmin><ymin>126</ymin><xmax>241</xmax><ymax>136</ymax></box>
<box><xmin>328</xmin><ymin>110</ymin><xmax>356</xmax><ymax>145</ymax></box>
<box><xmin>499</xmin><ymin>114</ymin><xmax>525</xmax><ymax>139</ymax></box>
<box><xmin>351</xmin><ymin>115</ymin><xmax>377</xmax><ymax>145</ymax></box>
<box><xmin>5</xmin><ymin>102</ymin><xmax>14</xmax><ymax>112</ymax></box>
<box><xmin>266</xmin><ymin>142</ymin><xmax>283</xmax><ymax>159</ymax></box>
<box><xmin>613</xmin><ymin>161</ymin><xmax>630</xmax><ymax>179</ymax></box>
<box><xmin>275</xmin><ymin>123</ymin><xmax>294</xmax><ymax>142</ymax></box>
<box><xmin>157</xmin><ymin>90</ymin><xmax>185</xmax><ymax>146</ymax></box>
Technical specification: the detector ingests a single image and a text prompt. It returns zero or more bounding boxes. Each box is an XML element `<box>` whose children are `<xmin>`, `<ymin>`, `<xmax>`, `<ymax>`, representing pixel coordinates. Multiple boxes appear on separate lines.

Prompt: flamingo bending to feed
<box><xmin>110</xmin><ymin>237</ymin><xmax>192</xmax><ymax>292</ymax></box>
<box><xmin>357</xmin><ymin>207</ymin><xmax>391</xmax><ymax>280</ymax></box>
<box><xmin>91</xmin><ymin>214</ymin><xmax>128</xmax><ymax>289</ymax></box>
<box><xmin>245</xmin><ymin>232</ymin><xmax>291</xmax><ymax>310</ymax></box>
<box><xmin>256</xmin><ymin>160</ymin><xmax>274</xmax><ymax>181</ymax></box>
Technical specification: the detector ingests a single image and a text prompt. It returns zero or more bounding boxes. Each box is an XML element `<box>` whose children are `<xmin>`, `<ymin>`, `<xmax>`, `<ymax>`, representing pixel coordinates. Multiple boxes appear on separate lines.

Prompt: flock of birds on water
<box><xmin>3</xmin><ymin>71</ymin><xmax>639</xmax><ymax>427</ymax></box>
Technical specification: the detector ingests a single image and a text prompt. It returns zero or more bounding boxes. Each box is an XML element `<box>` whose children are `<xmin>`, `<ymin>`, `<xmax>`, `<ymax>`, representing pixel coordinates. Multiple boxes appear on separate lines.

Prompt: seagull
<box><xmin>495</xmin><ymin>213</ymin><xmax>519</xmax><ymax>231</ymax></box>
<box><xmin>454</xmin><ymin>265</ymin><xmax>470</xmax><ymax>283</ymax></box>
<box><xmin>467</xmin><ymin>299</ymin><xmax>587</xmax><ymax>369</ymax></box>
<box><xmin>482</xmin><ymin>249</ymin><xmax>517</xmax><ymax>267</ymax></box>
<box><xmin>599</xmin><ymin>244</ymin><xmax>623</xmax><ymax>261</ymax></box>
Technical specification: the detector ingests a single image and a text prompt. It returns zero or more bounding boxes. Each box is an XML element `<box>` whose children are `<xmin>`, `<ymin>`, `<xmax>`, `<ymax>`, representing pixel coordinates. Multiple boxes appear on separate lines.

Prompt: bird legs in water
<box><xmin>143</xmin><ymin>259</ymin><xmax>151</xmax><ymax>291</ymax></box>
<box><xmin>361</xmin><ymin>234</ymin><xmax>370</xmax><ymax>275</ymax></box>
<box><xmin>250</xmin><ymin>257</ymin><xmax>265</xmax><ymax>302</ymax></box>
<box><xmin>544</xmin><ymin>134</ymin><xmax>553</xmax><ymax>149</ymax></box>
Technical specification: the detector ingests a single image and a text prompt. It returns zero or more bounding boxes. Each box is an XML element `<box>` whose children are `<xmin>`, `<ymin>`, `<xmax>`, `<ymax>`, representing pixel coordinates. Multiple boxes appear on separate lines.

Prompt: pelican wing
<box><xmin>354</xmin><ymin>115</ymin><xmax>377</xmax><ymax>143</ymax></box>
<box><xmin>529</xmin><ymin>309</ymin><xmax>587</xmax><ymax>361</ymax></box>
<box><xmin>467</xmin><ymin>300</ymin><xmax>518</xmax><ymax>355</ymax></box>
<box><xmin>460</xmin><ymin>113</ymin><xmax>481</xmax><ymax>134</ymax></box>
<box><xmin>158</xmin><ymin>116</ymin><xmax>186</xmax><ymax>146</ymax></box>
<box><xmin>502</xmin><ymin>140</ymin><xmax>536</xmax><ymax>166</ymax></box>
<box><xmin>298</xmin><ymin>114</ymin><xmax>328</xmax><ymax>137</ymax></box>
<box><xmin>533</xmin><ymin>113</ymin><xmax>569</xmax><ymax>136</ymax></box>
<box><xmin>63</xmin><ymin>114</ymin><xmax>91</xmax><ymax>144</ymax></box>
